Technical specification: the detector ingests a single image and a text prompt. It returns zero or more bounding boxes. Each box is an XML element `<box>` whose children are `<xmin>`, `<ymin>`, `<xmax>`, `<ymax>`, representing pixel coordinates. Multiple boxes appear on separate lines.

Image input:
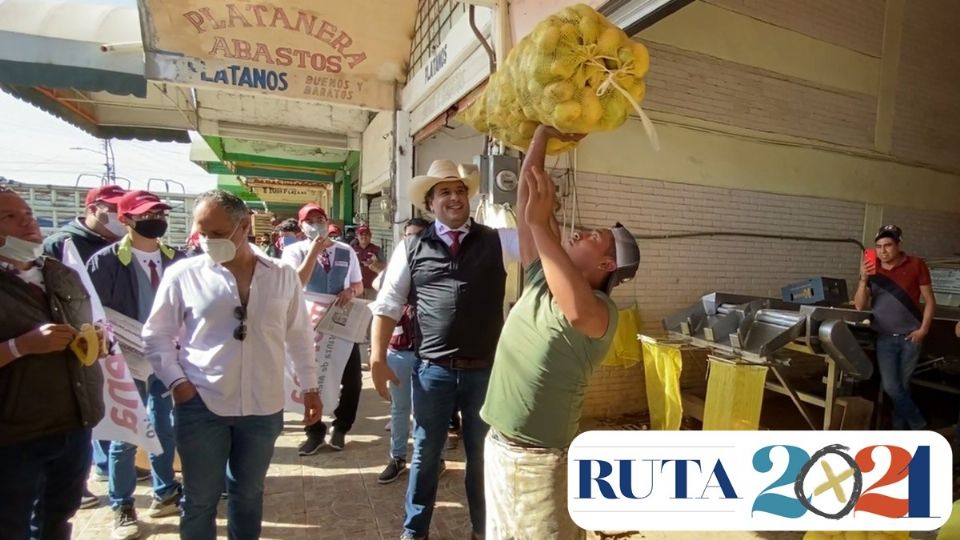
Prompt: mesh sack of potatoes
<box><xmin>459</xmin><ymin>3</ymin><xmax>654</xmax><ymax>155</ymax></box>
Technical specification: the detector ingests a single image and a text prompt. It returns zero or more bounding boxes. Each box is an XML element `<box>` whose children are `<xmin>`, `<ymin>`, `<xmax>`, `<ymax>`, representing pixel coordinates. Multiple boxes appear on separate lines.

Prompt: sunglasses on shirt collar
<box><xmin>234</xmin><ymin>305</ymin><xmax>247</xmax><ymax>341</ymax></box>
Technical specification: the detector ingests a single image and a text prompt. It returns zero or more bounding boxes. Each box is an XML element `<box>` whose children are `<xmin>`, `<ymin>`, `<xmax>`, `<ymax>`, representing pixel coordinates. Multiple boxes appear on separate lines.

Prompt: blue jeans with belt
<box><xmin>108</xmin><ymin>376</ymin><xmax>179</xmax><ymax>508</ymax></box>
<box><xmin>0</xmin><ymin>428</ymin><xmax>91</xmax><ymax>540</ymax></box>
<box><xmin>175</xmin><ymin>394</ymin><xmax>283</xmax><ymax>540</ymax></box>
<box><xmin>404</xmin><ymin>360</ymin><xmax>491</xmax><ymax>538</ymax></box>
<box><xmin>876</xmin><ymin>333</ymin><xmax>926</xmax><ymax>430</ymax></box>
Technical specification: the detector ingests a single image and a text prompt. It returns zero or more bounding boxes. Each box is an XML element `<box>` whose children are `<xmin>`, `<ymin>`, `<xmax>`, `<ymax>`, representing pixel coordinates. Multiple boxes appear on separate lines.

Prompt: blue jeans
<box><xmin>404</xmin><ymin>361</ymin><xmax>491</xmax><ymax>537</ymax></box>
<box><xmin>388</xmin><ymin>350</ymin><xmax>418</xmax><ymax>460</ymax></box>
<box><xmin>175</xmin><ymin>394</ymin><xmax>282</xmax><ymax>540</ymax></box>
<box><xmin>108</xmin><ymin>376</ymin><xmax>179</xmax><ymax>508</ymax></box>
<box><xmin>0</xmin><ymin>428</ymin><xmax>91</xmax><ymax>540</ymax></box>
<box><xmin>91</xmin><ymin>440</ymin><xmax>109</xmax><ymax>476</ymax></box>
<box><xmin>876</xmin><ymin>333</ymin><xmax>926</xmax><ymax>430</ymax></box>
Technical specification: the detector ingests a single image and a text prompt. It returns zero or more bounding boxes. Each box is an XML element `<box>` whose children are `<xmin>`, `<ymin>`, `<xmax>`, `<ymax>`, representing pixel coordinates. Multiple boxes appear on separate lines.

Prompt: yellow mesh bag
<box><xmin>458</xmin><ymin>3</ymin><xmax>656</xmax><ymax>154</ymax></box>
<box><xmin>640</xmin><ymin>336</ymin><xmax>683</xmax><ymax>431</ymax></box>
<box><xmin>803</xmin><ymin>532</ymin><xmax>909</xmax><ymax>540</ymax></box>
<box><xmin>702</xmin><ymin>359</ymin><xmax>767</xmax><ymax>430</ymax></box>
<box><xmin>601</xmin><ymin>306</ymin><xmax>642</xmax><ymax>368</ymax></box>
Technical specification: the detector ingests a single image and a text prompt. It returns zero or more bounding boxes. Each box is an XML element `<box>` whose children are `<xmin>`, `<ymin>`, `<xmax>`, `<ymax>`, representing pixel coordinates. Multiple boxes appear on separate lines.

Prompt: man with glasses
<box><xmin>283</xmin><ymin>203</ymin><xmax>364</xmax><ymax>455</ymax></box>
<box><xmin>143</xmin><ymin>190</ymin><xmax>322</xmax><ymax>540</ymax></box>
<box><xmin>87</xmin><ymin>190</ymin><xmax>184</xmax><ymax>539</ymax></box>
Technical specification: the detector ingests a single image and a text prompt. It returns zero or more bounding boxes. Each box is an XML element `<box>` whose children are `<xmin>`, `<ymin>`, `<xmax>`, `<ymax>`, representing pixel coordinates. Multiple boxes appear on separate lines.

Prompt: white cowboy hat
<box><xmin>408</xmin><ymin>160</ymin><xmax>480</xmax><ymax>212</ymax></box>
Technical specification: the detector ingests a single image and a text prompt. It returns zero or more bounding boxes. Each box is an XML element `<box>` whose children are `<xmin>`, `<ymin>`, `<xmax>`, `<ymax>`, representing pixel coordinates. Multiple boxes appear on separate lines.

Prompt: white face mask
<box><xmin>199</xmin><ymin>222</ymin><xmax>241</xmax><ymax>264</ymax></box>
<box><xmin>301</xmin><ymin>222</ymin><xmax>320</xmax><ymax>240</ymax></box>
<box><xmin>101</xmin><ymin>212</ymin><xmax>127</xmax><ymax>237</ymax></box>
<box><xmin>0</xmin><ymin>235</ymin><xmax>44</xmax><ymax>263</ymax></box>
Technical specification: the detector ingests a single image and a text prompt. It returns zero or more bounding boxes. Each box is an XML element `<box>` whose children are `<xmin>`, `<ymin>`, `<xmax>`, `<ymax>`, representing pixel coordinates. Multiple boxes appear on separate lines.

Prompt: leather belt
<box><xmin>425</xmin><ymin>357</ymin><xmax>492</xmax><ymax>370</ymax></box>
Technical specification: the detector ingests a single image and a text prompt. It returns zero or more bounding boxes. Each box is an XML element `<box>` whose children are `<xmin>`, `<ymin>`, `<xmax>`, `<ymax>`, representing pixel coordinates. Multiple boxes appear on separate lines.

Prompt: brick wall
<box><xmin>882</xmin><ymin>206</ymin><xmax>960</xmax><ymax>260</ymax></box>
<box><xmin>703</xmin><ymin>0</ymin><xmax>885</xmax><ymax>57</ymax></box>
<box><xmin>891</xmin><ymin>0</ymin><xmax>960</xmax><ymax>172</ymax></box>
<box><xmin>642</xmin><ymin>43</ymin><xmax>877</xmax><ymax>149</ymax></box>
<box><xmin>578</xmin><ymin>173</ymin><xmax>865</xmax><ymax>418</ymax></box>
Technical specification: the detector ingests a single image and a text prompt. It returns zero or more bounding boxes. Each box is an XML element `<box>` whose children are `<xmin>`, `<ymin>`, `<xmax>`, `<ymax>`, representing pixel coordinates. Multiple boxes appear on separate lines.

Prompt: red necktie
<box><xmin>445</xmin><ymin>231</ymin><xmax>462</xmax><ymax>257</ymax></box>
<box><xmin>319</xmin><ymin>249</ymin><xmax>332</xmax><ymax>272</ymax></box>
<box><xmin>148</xmin><ymin>260</ymin><xmax>160</xmax><ymax>289</ymax></box>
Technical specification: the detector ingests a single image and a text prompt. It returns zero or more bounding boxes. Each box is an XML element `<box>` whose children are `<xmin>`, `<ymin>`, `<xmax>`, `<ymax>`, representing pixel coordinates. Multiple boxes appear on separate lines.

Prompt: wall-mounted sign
<box><xmin>137</xmin><ymin>0</ymin><xmax>417</xmax><ymax>111</ymax></box>
<box><xmin>246</xmin><ymin>178</ymin><xmax>330</xmax><ymax>205</ymax></box>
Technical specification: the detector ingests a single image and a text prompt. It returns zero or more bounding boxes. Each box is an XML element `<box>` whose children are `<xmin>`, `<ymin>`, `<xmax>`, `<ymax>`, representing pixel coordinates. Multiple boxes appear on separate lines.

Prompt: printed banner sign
<box><xmin>568</xmin><ymin>430</ymin><xmax>953</xmax><ymax>532</ymax></box>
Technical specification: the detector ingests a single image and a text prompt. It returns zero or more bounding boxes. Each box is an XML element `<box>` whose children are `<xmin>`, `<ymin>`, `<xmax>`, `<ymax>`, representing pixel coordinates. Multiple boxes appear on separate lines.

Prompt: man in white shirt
<box><xmin>143</xmin><ymin>190</ymin><xmax>322</xmax><ymax>540</ymax></box>
<box><xmin>282</xmin><ymin>203</ymin><xmax>364</xmax><ymax>455</ymax></box>
<box><xmin>87</xmin><ymin>190</ymin><xmax>184</xmax><ymax>539</ymax></box>
<box><xmin>369</xmin><ymin>160</ymin><xmax>519</xmax><ymax>540</ymax></box>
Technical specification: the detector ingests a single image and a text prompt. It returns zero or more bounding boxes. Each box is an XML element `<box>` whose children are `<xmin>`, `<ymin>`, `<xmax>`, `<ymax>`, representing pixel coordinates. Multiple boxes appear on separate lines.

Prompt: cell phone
<box><xmin>863</xmin><ymin>248</ymin><xmax>878</xmax><ymax>274</ymax></box>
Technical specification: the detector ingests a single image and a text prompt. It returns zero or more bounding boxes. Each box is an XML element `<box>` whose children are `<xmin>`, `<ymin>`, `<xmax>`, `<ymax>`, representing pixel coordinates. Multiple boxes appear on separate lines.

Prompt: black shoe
<box><xmin>112</xmin><ymin>505</ymin><xmax>141</xmax><ymax>540</ymax></box>
<box><xmin>135</xmin><ymin>467</ymin><xmax>151</xmax><ymax>482</ymax></box>
<box><xmin>329</xmin><ymin>430</ymin><xmax>346</xmax><ymax>451</ymax></box>
<box><xmin>80</xmin><ymin>486</ymin><xmax>100</xmax><ymax>509</ymax></box>
<box><xmin>298</xmin><ymin>435</ymin><xmax>325</xmax><ymax>456</ymax></box>
<box><xmin>378</xmin><ymin>458</ymin><xmax>407</xmax><ymax>484</ymax></box>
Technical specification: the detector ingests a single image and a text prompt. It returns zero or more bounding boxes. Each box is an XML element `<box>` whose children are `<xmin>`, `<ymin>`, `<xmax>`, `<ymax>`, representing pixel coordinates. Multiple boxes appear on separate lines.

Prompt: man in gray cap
<box><xmin>480</xmin><ymin>125</ymin><xmax>640</xmax><ymax>540</ymax></box>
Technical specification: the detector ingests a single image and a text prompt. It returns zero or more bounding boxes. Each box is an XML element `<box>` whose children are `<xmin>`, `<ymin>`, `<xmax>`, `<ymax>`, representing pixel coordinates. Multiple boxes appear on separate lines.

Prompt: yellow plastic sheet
<box><xmin>702</xmin><ymin>359</ymin><xmax>768</xmax><ymax>430</ymax></box>
<box><xmin>640</xmin><ymin>337</ymin><xmax>683</xmax><ymax>431</ymax></box>
<box><xmin>938</xmin><ymin>500</ymin><xmax>960</xmax><ymax>540</ymax></box>
<box><xmin>601</xmin><ymin>306</ymin><xmax>642</xmax><ymax>368</ymax></box>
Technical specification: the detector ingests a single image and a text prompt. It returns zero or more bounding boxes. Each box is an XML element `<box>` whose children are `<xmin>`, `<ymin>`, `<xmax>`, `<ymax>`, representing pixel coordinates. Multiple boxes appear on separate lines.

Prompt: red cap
<box><xmin>298</xmin><ymin>203</ymin><xmax>327</xmax><ymax>222</ymax></box>
<box><xmin>327</xmin><ymin>223</ymin><xmax>342</xmax><ymax>235</ymax></box>
<box><xmin>356</xmin><ymin>225</ymin><xmax>371</xmax><ymax>235</ymax></box>
<box><xmin>117</xmin><ymin>190</ymin><xmax>171</xmax><ymax>216</ymax></box>
<box><xmin>85</xmin><ymin>185</ymin><xmax>126</xmax><ymax>206</ymax></box>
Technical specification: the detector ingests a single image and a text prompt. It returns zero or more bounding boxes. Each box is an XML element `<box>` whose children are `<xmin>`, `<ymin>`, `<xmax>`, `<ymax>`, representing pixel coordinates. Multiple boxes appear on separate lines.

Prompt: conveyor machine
<box><xmin>663</xmin><ymin>293</ymin><xmax>875</xmax><ymax>430</ymax></box>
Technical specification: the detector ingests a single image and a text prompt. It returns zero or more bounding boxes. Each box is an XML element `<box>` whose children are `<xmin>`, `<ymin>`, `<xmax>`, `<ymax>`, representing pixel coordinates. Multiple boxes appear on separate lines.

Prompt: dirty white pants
<box><xmin>484</xmin><ymin>430</ymin><xmax>585</xmax><ymax>540</ymax></box>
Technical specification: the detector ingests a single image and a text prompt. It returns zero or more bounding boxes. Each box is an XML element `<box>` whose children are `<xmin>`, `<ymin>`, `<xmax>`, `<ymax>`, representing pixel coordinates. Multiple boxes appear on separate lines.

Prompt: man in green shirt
<box><xmin>480</xmin><ymin>125</ymin><xmax>640</xmax><ymax>539</ymax></box>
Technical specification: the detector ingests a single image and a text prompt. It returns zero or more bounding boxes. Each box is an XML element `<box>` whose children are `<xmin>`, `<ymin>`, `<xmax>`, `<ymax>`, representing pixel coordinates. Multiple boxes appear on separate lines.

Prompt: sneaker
<box><xmin>400</xmin><ymin>533</ymin><xmax>427</xmax><ymax>540</ymax></box>
<box><xmin>298</xmin><ymin>435</ymin><xmax>325</xmax><ymax>456</ymax></box>
<box><xmin>93</xmin><ymin>468</ymin><xmax>109</xmax><ymax>482</ymax></box>
<box><xmin>384</xmin><ymin>420</ymin><xmax>391</xmax><ymax>431</ymax></box>
<box><xmin>135</xmin><ymin>467</ymin><xmax>151</xmax><ymax>482</ymax></box>
<box><xmin>378</xmin><ymin>458</ymin><xmax>407</xmax><ymax>484</ymax></box>
<box><xmin>329</xmin><ymin>430</ymin><xmax>346</xmax><ymax>451</ymax></box>
<box><xmin>112</xmin><ymin>505</ymin><xmax>141</xmax><ymax>540</ymax></box>
<box><xmin>147</xmin><ymin>487</ymin><xmax>182</xmax><ymax>518</ymax></box>
<box><xmin>80</xmin><ymin>487</ymin><xmax>100</xmax><ymax>509</ymax></box>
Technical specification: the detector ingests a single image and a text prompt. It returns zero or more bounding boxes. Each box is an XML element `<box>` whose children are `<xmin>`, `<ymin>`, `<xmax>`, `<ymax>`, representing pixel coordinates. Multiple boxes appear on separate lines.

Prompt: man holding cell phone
<box><xmin>854</xmin><ymin>224</ymin><xmax>935</xmax><ymax>430</ymax></box>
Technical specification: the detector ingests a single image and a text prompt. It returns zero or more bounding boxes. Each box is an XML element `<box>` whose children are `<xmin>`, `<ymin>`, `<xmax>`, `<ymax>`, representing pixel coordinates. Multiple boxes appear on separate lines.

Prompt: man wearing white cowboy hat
<box><xmin>370</xmin><ymin>159</ymin><xmax>519</xmax><ymax>540</ymax></box>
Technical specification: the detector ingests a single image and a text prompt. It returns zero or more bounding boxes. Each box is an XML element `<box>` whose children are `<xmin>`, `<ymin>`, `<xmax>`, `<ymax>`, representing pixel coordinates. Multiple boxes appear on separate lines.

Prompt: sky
<box><xmin>0</xmin><ymin>91</ymin><xmax>219</xmax><ymax>194</ymax></box>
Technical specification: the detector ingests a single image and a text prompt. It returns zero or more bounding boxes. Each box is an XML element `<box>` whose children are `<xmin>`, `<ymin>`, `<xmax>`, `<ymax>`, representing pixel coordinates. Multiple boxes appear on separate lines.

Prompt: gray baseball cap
<box><xmin>605</xmin><ymin>222</ymin><xmax>640</xmax><ymax>294</ymax></box>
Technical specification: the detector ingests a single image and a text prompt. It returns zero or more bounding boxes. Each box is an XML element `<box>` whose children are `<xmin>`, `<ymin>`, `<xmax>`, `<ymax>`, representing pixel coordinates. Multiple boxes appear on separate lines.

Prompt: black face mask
<box><xmin>133</xmin><ymin>219</ymin><xmax>168</xmax><ymax>239</ymax></box>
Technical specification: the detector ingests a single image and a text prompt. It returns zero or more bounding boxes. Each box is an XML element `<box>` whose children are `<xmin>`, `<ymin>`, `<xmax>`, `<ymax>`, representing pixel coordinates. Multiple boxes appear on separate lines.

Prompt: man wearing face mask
<box><xmin>0</xmin><ymin>187</ymin><xmax>105</xmax><ymax>539</ymax></box>
<box><xmin>87</xmin><ymin>190</ymin><xmax>184</xmax><ymax>539</ymax></box>
<box><xmin>44</xmin><ymin>185</ymin><xmax>128</xmax><ymax>264</ymax></box>
<box><xmin>282</xmin><ymin>203</ymin><xmax>364</xmax><ymax>455</ymax></box>
<box><xmin>143</xmin><ymin>190</ymin><xmax>321</xmax><ymax>540</ymax></box>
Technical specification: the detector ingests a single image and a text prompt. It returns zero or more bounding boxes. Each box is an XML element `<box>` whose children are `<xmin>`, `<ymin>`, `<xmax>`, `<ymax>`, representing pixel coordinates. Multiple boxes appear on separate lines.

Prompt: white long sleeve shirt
<box><xmin>370</xmin><ymin>221</ymin><xmax>520</xmax><ymax>322</ymax></box>
<box><xmin>142</xmin><ymin>253</ymin><xmax>318</xmax><ymax>417</ymax></box>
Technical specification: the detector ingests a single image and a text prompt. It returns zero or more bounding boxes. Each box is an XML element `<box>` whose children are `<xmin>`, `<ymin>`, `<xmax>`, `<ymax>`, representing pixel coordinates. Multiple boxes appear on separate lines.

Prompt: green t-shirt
<box><xmin>480</xmin><ymin>259</ymin><xmax>618</xmax><ymax>448</ymax></box>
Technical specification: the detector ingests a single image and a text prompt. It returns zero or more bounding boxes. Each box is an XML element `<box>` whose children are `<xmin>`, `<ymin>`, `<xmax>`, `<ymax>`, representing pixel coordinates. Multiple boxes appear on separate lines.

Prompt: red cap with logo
<box><xmin>85</xmin><ymin>185</ymin><xmax>127</xmax><ymax>206</ymax></box>
<box><xmin>356</xmin><ymin>225</ymin><xmax>371</xmax><ymax>235</ymax></box>
<box><xmin>298</xmin><ymin>203</ymin><xmax>327</xmax><ymax>222</ymax></box>
<box><xmin>327</xmin><ymin>223</ymin><xmax>342</xmax><ymax>235</ymax></box>
<box><xmin>117</xmin><ymin>190</ymin><xmax>171</xmax><ymax>216</ymax></box>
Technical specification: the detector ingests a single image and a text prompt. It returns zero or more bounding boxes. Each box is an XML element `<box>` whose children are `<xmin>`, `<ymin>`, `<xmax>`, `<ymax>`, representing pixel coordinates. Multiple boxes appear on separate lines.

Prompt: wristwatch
<box><xmin>303</xmin><ymin>387</ymin><xmax>320</xmax><ymax>394</ymax></box>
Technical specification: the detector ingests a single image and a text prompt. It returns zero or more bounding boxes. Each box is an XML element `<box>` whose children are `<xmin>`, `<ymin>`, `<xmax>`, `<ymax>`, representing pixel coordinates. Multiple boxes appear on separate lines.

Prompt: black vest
<box><xmin>406</xmin><ymin>220</ymin><xmax>506</xmax><ymax>362</ymax></box>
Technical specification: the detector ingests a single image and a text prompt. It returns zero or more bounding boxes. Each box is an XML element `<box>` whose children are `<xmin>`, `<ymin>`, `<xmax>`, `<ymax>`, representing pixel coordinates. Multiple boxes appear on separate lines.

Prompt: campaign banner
<box><xmin>568</xmin><ymin>430</ymin><xmax>953</xmax><ymax>532</ymax></box>
<box><xmin>61</xmin><ymin>239</ymin><xmax>161</xmax><ymax>454</ymax></box>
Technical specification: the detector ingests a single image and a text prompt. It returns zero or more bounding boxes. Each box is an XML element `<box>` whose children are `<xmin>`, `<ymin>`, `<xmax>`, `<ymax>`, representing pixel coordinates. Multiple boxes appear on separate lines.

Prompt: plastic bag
<box><xmin>702</xmin><ymin>359</ymin><xmax>767</xmax><ymax>430</ymax></box>
<box><xmin>459</xmin><ymin>3</ymin><xmax>655</xmax><ymax>154</ymax></box>
<box><xmin>601</xmin><ymin>306</ymin><xmax>642</xmax><ymax>368</ymax></box>
<box><xmin>640</xmin><ymin>337</ymin><xmax>683</xmax><ymax>431</ymax></box>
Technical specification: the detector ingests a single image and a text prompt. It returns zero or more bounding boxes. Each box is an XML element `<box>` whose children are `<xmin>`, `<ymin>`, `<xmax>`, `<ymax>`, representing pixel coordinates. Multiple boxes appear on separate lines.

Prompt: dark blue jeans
<box><xmin>109</xmin><ymin>376</ymin><xmax>179</xmax><ymax>508</ymax></box>
<box><xmin>0</xmin><ymin>428</ymin><xmax>91</xmax><ymax>540</ymax></box>
<box><xmin>175</xmin><ymin>394</ymin><xmax>282</xmax><ymax>540</ymax></box>
<box><xmin>404</xmin><ymin>361</ymin><xmax>491</xmax><ymax>537</ymax></box>
<box><xmin>876</xmin><ymin>333</ymin><xmax>926</xmax><ymax>430</ymax></box>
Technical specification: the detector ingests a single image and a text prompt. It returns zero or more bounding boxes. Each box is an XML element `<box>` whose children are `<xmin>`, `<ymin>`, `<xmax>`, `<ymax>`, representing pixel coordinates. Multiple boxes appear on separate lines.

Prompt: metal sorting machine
<box><xmin>662</xmin><ymin>291</ymin><xmax>876</xmax><ymax>431</ymax></box>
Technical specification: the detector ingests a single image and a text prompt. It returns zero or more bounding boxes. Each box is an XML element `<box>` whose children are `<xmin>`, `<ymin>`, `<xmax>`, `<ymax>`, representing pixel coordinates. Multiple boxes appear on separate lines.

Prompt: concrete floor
<box><xmin>70</xmin><ymin>371</ymin><xmax>942</xmax><ymax>539</ymax></box>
